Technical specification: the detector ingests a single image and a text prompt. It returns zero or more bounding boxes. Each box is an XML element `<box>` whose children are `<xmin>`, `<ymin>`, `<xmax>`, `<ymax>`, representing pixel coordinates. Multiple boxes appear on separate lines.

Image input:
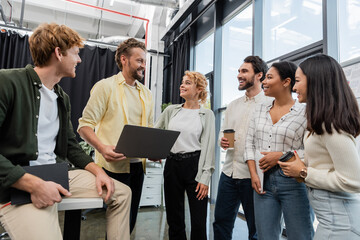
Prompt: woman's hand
<box><xmin>259</xmin><ymin>152</ymin><xmax>283</xmax><ymax>172</ymax></box>
<box><xmin>250</xmin><ymin>173</ymin><xmax>266</xmax><ymax>195</ymax></box>
<box><xmin>278</xmin><ymin>151</ymin><xmax>305</xmax><ymax>177</ymax></box>
<box><xmin>195</xmin><ymin>183</ymin><xmax>208</xmax><ymax>200</ymax></box>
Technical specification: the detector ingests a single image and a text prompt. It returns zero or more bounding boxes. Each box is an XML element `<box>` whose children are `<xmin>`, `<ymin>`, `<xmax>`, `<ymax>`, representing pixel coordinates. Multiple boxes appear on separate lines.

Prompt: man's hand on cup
<box><xmin>220</xmin><ymin>137</ymin><xmax>230</xmax><ymax>150</ymax></box>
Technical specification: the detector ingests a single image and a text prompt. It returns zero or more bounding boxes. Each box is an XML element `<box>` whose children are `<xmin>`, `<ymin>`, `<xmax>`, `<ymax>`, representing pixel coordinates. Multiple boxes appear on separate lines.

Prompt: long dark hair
<box><xmin>299</xmin><ymin>54</ymin><xmax>360</xmax><ymax>137</ymax></box>
<box><xmin>271</xmin><ymin>61</ymin><xmax>297</xmax><ymax>93</ymax></box>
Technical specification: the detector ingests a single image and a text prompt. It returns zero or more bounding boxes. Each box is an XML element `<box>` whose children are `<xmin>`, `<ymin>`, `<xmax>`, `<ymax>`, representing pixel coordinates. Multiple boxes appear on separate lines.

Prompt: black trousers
<box><xmin>104</xmin><ymin>162</ymin><xmax>144</xmax><ymax>233</ymax></box>
<box><xmin>164</xmin><ymin>151</ymin><xmax>208</xmax><ymax>240</ymax></box>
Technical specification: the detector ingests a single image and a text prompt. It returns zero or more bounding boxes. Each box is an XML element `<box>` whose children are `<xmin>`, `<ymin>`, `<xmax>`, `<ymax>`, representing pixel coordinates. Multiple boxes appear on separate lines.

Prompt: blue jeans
<box><xmin>307</xmin><ymin>187</ymin><xmax>360</xmax><ymax>240</ymax></box>
<box><xmin>213</xmin><ymin>172</ymin><xmax>257</xmax><ymax>240</ymax></box>
<box><xmin>254</xmin><ymin>169</ymin><xmax>314</xmax><ymax>240</ymax></box>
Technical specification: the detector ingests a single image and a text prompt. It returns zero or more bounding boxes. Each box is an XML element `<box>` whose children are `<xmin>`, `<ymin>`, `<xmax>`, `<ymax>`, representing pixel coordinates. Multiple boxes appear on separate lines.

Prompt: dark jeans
<box><xmin>213</xmin><ymin>173</ymin><xmax>257</xmax><ymax>240</ymax></box>
<box><xmin>164</xmin><ymin>151</ymin><xmax>207</xmax><ymax>240</ymax></box>
<box><xmin>103</xmin><ymin>162</ymin><xmax>144</xmax><ymax>233</ymax></box>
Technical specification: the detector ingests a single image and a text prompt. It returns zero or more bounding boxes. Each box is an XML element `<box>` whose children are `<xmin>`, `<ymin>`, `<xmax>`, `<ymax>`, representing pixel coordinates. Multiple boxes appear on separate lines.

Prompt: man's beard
<box><xmin>238</xmin><ymin>76</ymin><xmax>255</xmax><ymax>90</ymax></box>
<box><xmin>129</xmin><ymin>62</ymin><xmax>144</xmax><ymax>81</ymax></box>
<box><xmin>131</xmin><ymin>69</ymin><xmax>143</xmax><ymax>81</ymax></box>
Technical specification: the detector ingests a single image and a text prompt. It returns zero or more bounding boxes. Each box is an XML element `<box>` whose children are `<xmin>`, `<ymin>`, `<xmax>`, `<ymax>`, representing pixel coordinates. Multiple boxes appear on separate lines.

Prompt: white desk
<box><xmin>58</xmin><ymin>198</ymin><xmax>103</xmax><ymax>211</ymax></box>
<box><xmin>59</xmin><ymin>197</ymin><xmax>103</xmax><ymax>240</ymax></box>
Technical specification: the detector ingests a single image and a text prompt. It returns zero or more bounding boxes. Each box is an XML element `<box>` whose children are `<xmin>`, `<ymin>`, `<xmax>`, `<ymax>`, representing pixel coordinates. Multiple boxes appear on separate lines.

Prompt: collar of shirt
<box><xmin>265</xmin><ymin>99</ymin><xmax>302</xmax><ymax>112</ymax></box>
<box><xmin>173</xmin><ymin>103</ymin><xmax>206</xmax><ymax>115</ymax></box>
<box><xmin>26</xmin><ymin>65</ymin><xmax>64</xmax><ymax>100</ymax></box>
<box><xmin>244</xmin><ymin>90</ymin><xmax>264</xmax><ymax>103</ymax></box>
<box><xmin>117</xmin><ymin>72</ymin><xmax>141</xmax><ymax>91</ymax></box>
<box><xmin>27</xmin><ymin>65</ymin><xmax>42</xmax><ymax>89</ymax></box>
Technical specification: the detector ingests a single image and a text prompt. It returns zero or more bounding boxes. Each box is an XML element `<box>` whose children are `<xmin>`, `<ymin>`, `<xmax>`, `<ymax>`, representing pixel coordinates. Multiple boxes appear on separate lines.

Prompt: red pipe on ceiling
<box><xmin>64</xmin><ymin>0</ymin><xmax>150</xmax><ymax>47</ymax></box>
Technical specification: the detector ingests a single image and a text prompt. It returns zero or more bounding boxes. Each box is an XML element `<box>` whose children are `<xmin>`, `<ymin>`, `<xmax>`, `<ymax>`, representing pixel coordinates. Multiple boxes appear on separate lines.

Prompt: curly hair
<box><xmin>184</xmin><ymin>71</ymin><xmax>208</xmax><ymax>104</ymax></box>
<box><xmin>29</xmin><ymin>23</ymin><xmax>84</xmax><ymax>67</ymax></box>
<box><xmin>115</xmin><ymin>38</ymin><xmax>146</xmax><ymax>70</ymax></box>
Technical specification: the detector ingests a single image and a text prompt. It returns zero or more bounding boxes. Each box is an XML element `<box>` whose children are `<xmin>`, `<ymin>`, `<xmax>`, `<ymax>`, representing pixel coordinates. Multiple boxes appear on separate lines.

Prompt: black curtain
<box><xmin>170</xmin><ymin>30</ymin><xmax>190</xmax><ymax>104</ymax></box>
<box><xmin>0</xmin><ymin>30</ymin><xmax>33</xmax><ymax>68</ymax></box>
<box><xmin>0</xmin><ymin>30</ymin><xmax>119</xmax><ymax>140</ymax></box>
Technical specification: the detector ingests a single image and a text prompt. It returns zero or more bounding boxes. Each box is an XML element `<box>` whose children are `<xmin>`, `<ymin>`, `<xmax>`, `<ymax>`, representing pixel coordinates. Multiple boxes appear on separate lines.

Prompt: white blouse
<box><xmin>168</xmin><ymin>108</ymin><xmax>202</xmax><ymax>153</ymax></box>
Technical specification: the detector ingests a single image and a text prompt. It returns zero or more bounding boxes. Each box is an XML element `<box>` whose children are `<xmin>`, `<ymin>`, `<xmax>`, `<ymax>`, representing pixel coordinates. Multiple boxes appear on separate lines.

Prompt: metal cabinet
<box><xmin>140</xmin><ymin>161</ymin><xmax>163</xmax><ymax>207</ymax></box>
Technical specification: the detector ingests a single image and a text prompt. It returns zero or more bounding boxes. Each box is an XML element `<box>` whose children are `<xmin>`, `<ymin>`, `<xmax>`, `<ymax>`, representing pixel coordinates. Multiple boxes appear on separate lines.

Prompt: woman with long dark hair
<box><xmin>279</xmin><ymin>54</ymin><xmax>360</xmax><ymax>239</ymax></box>
<box><xmin>245</xmin><ymin>61</ymin><xmax>314</xmax><ymax>240</ymax></box>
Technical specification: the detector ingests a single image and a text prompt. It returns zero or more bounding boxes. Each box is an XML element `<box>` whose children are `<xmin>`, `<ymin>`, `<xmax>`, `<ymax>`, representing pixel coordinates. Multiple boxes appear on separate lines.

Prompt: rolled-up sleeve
<box><xmin>78</xmin><ymin>81</ymin><xmax>110</xmax><ymax>131</ymax></box>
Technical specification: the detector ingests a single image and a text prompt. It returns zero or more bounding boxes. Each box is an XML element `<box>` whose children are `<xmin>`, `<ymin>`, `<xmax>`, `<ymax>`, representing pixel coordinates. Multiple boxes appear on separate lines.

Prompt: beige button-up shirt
<box><xmin>78</xmin><ymin>72</ymin><xmax>154</xmax><ymax>173</ymax></box>
<box><xmin>221</xmin><ymin>91</ymin><xmax>270</xmax><ymax>179</ymax></box>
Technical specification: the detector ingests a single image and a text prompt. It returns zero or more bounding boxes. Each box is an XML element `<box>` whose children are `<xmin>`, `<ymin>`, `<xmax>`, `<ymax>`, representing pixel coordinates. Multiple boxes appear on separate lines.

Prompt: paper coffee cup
<box><xmin>279</xmin><ymin>151</ymin><xmax>296</xmax><ymax>162</ymax></box>
<box><xmin>279</xmin><ymin>151</ymin><xmax>303</xmax><ymax>182</ymax></box>
<box><xmin>223</xmin><ymin>129</ymin><xmax>235</xmax><ymax>149</ymax></box>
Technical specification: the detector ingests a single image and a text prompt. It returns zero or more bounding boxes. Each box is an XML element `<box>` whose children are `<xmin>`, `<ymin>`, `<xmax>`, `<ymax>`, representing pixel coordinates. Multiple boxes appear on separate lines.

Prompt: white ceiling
<box><xmin>0</xmin><ymin>0</ymin><xmax>178</xmax><ymax>43</ymax></box>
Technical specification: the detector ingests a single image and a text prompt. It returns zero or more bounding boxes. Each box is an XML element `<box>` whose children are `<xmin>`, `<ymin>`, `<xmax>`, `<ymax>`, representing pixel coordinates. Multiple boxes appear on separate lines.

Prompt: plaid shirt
<box><xmin>244</xmin><ymin>100</ymin><xmax>306</xmax><ymax>162</ymax></box>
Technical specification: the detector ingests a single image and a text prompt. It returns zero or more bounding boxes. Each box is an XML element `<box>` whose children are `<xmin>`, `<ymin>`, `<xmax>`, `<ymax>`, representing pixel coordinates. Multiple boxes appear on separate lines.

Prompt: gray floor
<box><xmin>129</xmin><ymin>203</ymin><xmax>250</xmax><ymax>240</ymax></box>
<box><xmin>64</xmin><ymin>202</ymin><xmax>251</xmax><ymax>240</ymax></box>
<box><xmin>0</xmin><ymin>203</ymin><xmax>252</xmax><ymax>240</ymax></box>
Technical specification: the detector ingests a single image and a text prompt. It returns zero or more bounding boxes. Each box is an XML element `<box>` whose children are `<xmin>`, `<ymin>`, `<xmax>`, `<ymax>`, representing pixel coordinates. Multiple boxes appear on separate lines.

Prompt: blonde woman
<box><xmin>155</xmin><ymin>71</ymin><xmax>215</xmax><ymax>240</ymax></box>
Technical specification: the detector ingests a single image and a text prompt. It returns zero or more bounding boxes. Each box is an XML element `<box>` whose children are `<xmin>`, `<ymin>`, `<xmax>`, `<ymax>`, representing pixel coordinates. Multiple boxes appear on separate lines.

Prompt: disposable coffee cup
<box><xmin>223</xmin><ymin>129</ymin><xmax>235</xmax><ymax>149</ymax></box>
<box><xmin>279</xmin><ymin>151</ymin><xmax>303</xmax><ymax>182</ymax></box>
<box><xmin>279</xmin><ymin>151</ymin><xmax>295</xmax><ymax>162</ymax></box>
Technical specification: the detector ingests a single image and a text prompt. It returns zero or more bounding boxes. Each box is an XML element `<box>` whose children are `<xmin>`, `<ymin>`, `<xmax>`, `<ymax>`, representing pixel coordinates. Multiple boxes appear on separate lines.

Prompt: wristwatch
<box><xmin>299</xmin><ymin>167</ymin><xmax>308</xmax><ymax>179</ymax></box>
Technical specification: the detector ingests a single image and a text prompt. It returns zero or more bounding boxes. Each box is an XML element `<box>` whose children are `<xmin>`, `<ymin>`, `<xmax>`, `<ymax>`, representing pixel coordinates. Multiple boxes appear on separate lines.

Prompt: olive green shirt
<box><xmin>0</xmin><ymin>65</ymin><xmax>93</xmax><ymax>203</ymax></box>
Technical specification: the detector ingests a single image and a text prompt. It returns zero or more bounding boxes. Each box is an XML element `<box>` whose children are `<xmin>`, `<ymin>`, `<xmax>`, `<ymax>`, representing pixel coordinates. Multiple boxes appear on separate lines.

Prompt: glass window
<box><xmin>195</xmin><ymin>5</ymin><xmax>215</xmax><ymax>42</ymax></box>
<box><xmin>221</xmin><ymin>4</ymin><xmax>253</xmax><ymax>107</ymax></box>
<box><xmin>195</xmin><ymin>33</ymin><xmax>214</xmax><ymax>75</ymax></box>
<box><xmin>263</xmin><ymin>0</ymin><xmax>323</xmax><ymax>61</ymax></box>
<box><xmin>339</xmin><ymin>0</ymin><xmax>360</xmax><ymax>63</ymax></box>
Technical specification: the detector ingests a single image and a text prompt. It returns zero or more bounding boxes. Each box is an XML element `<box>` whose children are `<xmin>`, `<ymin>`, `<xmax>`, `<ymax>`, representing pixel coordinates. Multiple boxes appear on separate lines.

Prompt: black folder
<box><xmin>10</xmin><ymin>162</ymin><xmax>69</xmax><ymax>205</ymax></box>
<box><xmin>115</xmin><ymin>125</ymin><xmax>180</xmax><ymax>159</ymax></box>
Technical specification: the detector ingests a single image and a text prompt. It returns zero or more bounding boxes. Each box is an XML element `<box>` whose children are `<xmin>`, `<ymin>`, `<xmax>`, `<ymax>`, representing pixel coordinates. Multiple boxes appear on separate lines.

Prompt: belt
<box><xmin>169</xmin><ymin>150</ymin><xmax>201</xmax><ymax>160</ymax></box>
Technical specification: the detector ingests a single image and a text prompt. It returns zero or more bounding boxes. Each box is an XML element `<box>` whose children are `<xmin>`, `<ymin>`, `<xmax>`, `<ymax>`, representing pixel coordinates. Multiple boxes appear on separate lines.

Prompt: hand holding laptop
<box><xmin>13</xmin><ymin>173</ymin><xmax>70</xmax><ymax>208</ymax></box>
<box><xmin>99</xmin><ymin>144</ymin><xmax>127</xmax><ymax>162</ymax></box>
<box><xmin>29</xmin><ymin>177</ymin><xmax>71</xmax><ymax>209</ymax></box>
<box><xmin>11</xmin><ymin>163</ymin><xmax>70</xmax><ymax>207</ymax></box>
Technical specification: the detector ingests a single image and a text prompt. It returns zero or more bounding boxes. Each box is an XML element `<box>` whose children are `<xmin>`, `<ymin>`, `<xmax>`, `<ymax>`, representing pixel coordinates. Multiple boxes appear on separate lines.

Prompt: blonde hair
<box><xmin>29</xmin><ymin>23</ymin><xmax>84</xmax><ymax>67</ymax></box>
<box><xmin>184</xmin><ymin>71</ymin><xmax>208</xmax><ymax>104</ymax></box>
